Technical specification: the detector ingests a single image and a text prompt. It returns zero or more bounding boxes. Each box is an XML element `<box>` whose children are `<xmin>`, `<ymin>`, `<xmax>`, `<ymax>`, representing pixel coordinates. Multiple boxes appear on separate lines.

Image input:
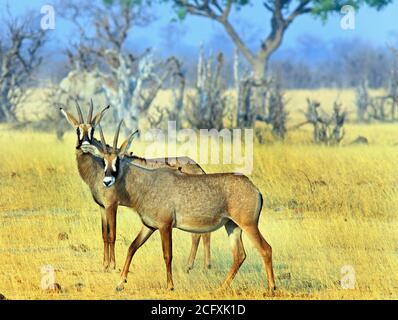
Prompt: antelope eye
<box><xmin>76</xmin><ymin>128</ymin><xmax>83</xmax><ymax>140</ymax></box>
<box><xmin>89</xmin><ymin>128</ymin><xmax>94</xmax><ymax>140</ymax></box>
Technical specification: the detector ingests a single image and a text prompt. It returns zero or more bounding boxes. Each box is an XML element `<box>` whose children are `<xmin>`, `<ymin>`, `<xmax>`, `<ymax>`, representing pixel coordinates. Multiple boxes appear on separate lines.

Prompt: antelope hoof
<box><xmin>115</xmin><ymin>280</ymin><xmax>126</xmax><ymax>292</ymax></box>
<box><xmin>167</xmin><ymin>285</ymin><xmax>174</xmax><ymax>291</ymax></box>
<box><xmin>206</xmin><ymin>264</ymin><xmax>212</xmax><ymax>270</ymax></box>
<box><xmin>216</xmin><ymin>284</ymin><xmax>229</xmax><ymax>293</ymax></box>
<box><xmin>115</xmin><ymin>284</ymin><xmax>124</xmax><ymax>292</ymax></box>
<box><xmin>267</xmin><ymin>286</ymin><xmax>276</xmax><ymax>297</ymax></box>
<box><xmin>103</xmin><ymin>265</ymin><xmax>110</xmax><ymax>272</ymax></box>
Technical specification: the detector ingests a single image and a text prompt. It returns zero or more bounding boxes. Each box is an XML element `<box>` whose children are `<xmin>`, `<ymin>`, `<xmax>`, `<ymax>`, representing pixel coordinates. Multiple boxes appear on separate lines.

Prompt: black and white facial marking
<box><xmin>103</xmin><ymin>154</ymin><xmax>119</xmax><ymax>187</ymax></box>
<box><xmin>76</xmin><ymin>124</ymin><xmax>94</xmax><ymax>150</ymax></box>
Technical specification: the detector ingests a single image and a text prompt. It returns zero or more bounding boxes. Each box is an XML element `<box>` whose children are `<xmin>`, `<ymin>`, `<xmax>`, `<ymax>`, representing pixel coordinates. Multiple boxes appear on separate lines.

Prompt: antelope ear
<box><xmin>60</xmin><ymin>108</ymin><xmax>79</xmax><ymax>127</ymax></box>
<box><xmin>91</xmin><ymin>105</ymin><xmax>110</xmax><ymax>127</ymax></box>
<box><xmin>119</xmin><ymin>129</ymin><xmax>139</xmax><ymax>157</ymax></box>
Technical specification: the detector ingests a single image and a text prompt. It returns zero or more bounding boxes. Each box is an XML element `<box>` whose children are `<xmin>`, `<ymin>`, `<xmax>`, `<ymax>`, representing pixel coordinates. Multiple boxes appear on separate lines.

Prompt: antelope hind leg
<box><xmin>241</xmin><ymin>225</ymin><xmax>276</xmax><ymax>291</ymax></box>
<box><xmin>186</xmin><ymin>234</ymin><xmax>201</xmax><ymax>273</ymax></box>
<box><xmin>219</xmin><ymin>220</ymin><xmax>246</xmax><ymax>291</ymax></box>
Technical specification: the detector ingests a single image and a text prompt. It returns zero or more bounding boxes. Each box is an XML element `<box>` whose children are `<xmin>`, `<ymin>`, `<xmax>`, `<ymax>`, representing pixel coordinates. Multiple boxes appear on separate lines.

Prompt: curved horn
<box><xmin>113</xmin><ymin>120</ymin><xmax>124</xmax><ymax>151</ymax></box>
<box><xmin>98</xmin><ymin>124</ymin><xmax>107</xmax><ymax>152</ymax></box>
<box><xmin>75</xmin><ymin>99</ymin><xmax>84</xmax><ymax>124</ymax></box>
<box><xmin>87</xmin><ymin>98</ymin><xmax>94</xmax><ymax>123</ymax></box>
<box><xmin>91</xmin><ymin>105</ymin><xmax>110</xmax><ymax>127</ymax></box>
<box><xmin>120</xmin><ymin>129</ymin><xmax>139</xmax><ymax>155</ymax></box>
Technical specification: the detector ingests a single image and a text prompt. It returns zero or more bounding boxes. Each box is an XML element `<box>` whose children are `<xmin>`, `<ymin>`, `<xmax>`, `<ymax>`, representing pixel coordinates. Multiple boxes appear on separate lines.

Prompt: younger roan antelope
<box><xmin>60</xmin><ymin>102</ymin><xmax>211</xmax><ymax>272</ymax></box>
<box><xmin>93</xmin><ymin>125</ymin><xmax>276</xmax><ymax>292</ymax></box>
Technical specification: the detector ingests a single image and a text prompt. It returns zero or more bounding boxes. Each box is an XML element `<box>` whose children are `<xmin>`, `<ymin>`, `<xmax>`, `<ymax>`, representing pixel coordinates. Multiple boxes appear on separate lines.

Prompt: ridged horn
<box><xmin>75</xmin><ymin>99</ymin><xmax>84</xmax><ymax>124</ymax></box>
<box><xmin>113</xmin><ymin>120</ymin><xmax>124</xmax><ymax>152</ymax></box>
<box><xmin>98</xmin><ymin>124</ymin><xmax>107</xmax><ymax>152</ymax></box>
<box><xmin>87</xmin><ymin>98</ymin><xmax>94</xmax><ymax>123</ymax></box>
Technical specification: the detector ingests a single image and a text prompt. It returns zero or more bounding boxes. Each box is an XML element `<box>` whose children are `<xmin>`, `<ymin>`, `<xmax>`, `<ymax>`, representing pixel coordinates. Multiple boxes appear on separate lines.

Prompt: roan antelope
<box><xmin>91</xmin><ymin>123</ymin><xmax>276</xmax><ymax>291</ymax></box>
<box><xmin>60</xmin><ymin>101</ymin><xmax>211</xmax><ymax>272</ymax></box>
<box><xmin>60</xmin><ymin>100</ymin><xmax>115</xmax><ymax>270</ymax></box>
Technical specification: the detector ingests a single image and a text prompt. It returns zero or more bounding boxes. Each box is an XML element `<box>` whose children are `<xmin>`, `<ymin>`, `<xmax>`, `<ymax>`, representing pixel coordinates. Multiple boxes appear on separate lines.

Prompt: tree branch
<box><xmin>220</xmin><ymin>0</ymin><xmax>232</xmax><ymax>22</ymax></box>
<box><xmin>176</xmin><ymin>0</ymin><xmax>256</xmax><ymax>65</ymax></box>
<box><xmin>221</xmin><ymin>20</ymin><xmax>256</xmax><ymax>65</ymax></box>
<box><xmin>285</xmin><ymin>0</ymin><xmax>312</xmax><ymax>27</ymax></box>
<box><xmin>0</xmin><ymin>11</ymin><xmax>46</xmax><ymax>122</ymax></box>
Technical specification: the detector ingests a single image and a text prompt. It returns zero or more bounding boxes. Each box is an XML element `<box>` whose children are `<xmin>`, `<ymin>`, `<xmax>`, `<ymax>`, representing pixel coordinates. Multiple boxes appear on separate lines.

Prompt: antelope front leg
<box><xmin>116</xmin><ymin>225</ymin><xmax>155</xmax><ymax>292</ymax></box>
<box><xmin>106</xmin><ymin>203</ymin><xmax>118</xmax><ymax>271</ymax></box>
<box><xmin>159</xmin><ymin>225</ymin><xmax>174</xmax><ymax>290</ymax></box>
<box><xmin>100</xmin><ymin>207</ymin><xmax>110</xmax><ymax>271</ymax></box>
<box><xmin>203</xmin><ymin>233</ymin><xmax>211</xmax><ymax>269</ymax></box>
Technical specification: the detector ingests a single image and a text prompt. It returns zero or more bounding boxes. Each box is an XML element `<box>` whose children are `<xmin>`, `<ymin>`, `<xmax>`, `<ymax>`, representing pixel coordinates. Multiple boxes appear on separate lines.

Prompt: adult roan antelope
<box><xmin>60</xmin><ymin>100</ymin><xmax>211</xmax><ymax>272</ymax></box>
<box><xmin>91</xmin><ymin>123</ymin><xmax>276</xmax><ymax>292</ymax></box>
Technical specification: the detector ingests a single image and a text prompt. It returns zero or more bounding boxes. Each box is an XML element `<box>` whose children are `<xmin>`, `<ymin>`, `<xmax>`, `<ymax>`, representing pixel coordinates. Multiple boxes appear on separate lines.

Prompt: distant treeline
<box><xmin>39</xmin><ymin>38</ymin><xmax>396</xmax><ymax>90</ymax></box>
<box><xmin>270</xmin><ymin>38</ymin><xmax>395</xmax><ymax>89</ymax></box>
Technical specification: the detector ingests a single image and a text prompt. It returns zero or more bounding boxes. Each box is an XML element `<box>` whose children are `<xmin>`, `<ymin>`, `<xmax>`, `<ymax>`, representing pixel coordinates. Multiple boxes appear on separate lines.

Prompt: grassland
<box><xmin>0</xmin><ymin>89</ymin><xmax>397</xmax><ymax>300</ymax></box>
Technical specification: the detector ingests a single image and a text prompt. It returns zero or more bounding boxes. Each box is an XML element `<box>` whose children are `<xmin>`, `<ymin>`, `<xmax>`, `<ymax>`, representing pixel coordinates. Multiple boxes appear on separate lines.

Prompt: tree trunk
<box><xmin>234</xmin><ymin>54</ymin><xmax>269</xmax><ymax>128</ymax></box>
<box><xmin>252</xmin><ymin>59</ymin><xmax>267</xmax><ymax>83</ymax></box>
<box><xmin>251</xmin><ymin>58</ymin><xmax>268</xmax><ymax>125</ymax></box>
<box><xmin>0</xmin><ymin>95</ymin><xmax>17</xmax><ymax>123</ymax></box>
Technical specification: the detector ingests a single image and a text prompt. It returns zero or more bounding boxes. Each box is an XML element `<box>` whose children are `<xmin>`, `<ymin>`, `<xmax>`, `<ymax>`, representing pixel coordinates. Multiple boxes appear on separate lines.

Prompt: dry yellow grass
<box><xmin>1</xmin><ymin>89</ymin><xmax>397</xmax><ymax>300</ymax></box>
<box><xmin>0</xmin><ymin>130</ymin><xmax>397</xmax><ymax>300</ymax></box>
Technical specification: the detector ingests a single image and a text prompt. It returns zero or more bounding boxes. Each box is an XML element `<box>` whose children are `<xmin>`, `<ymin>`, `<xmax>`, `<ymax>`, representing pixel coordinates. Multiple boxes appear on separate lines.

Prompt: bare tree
<box><xmin>234</xmin><ymin>49</ymin><xmax>287</xmax><ymax>139</ymax></box>
<box><xmin>356</xmin><ymin>67</ymin><xmax>398</xmax><ymax>123</ymax></box>
<box><xmin>387</xmin><ymin>47</ymin><xmax>398</xmax><ymax>120</ymax></box>
<box><xmin>355</xmin><ymin>79</ymin><xmax>369</xmax><ymax>122</ymax></box>
<box><xmin>0</xmin><ymin>12</ymin><xmax>46</xmax><ymax>122</ymax></box>
<box><xmin>300</xmin><ymin>99</ymin><xmax>346</xmax><ymax>145</ymax></box>
<box><xmin>263</xmin><ymin>82</ymin><xmax>288</xmax><ymax>139</ymax></box>
<box><xmin>186</xmin><ymin>47</ymin><xmax>227</xmax><ymax>130</ymax></box>
<box><xmin>166</xmin><ymin>58</ymin><xmax>186</xmax><ymax>129</ymax></box>
<box><xmin>367</xmin><ymin>95</ymin><xmax>397</xmax><ymax>122</ymax></box>
<box><xmin>59</xmin><ymin>0</ymin><xmax>182</xmax><ymax>132</ymax></box>
<box><xmin>330</xmin><ymin>102</ymin><xmax>346</xmax><ymax>144</ymax></box>
<box><xmin>146</xmin><ymin>62</ymin><xmax>185</xmax><ymax>130</ymax></box>
<box><xmin>234</xmin><ymin>47</ymin><xmax>255</xmax><ymax>128</ymax></box>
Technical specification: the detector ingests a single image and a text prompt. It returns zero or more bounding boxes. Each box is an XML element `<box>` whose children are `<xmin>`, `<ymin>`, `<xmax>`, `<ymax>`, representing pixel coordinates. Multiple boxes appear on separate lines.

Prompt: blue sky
<box><xmin>3</xmin><ymin>0</ymin><xmax>398</xmax><ymax>58</ymax></box>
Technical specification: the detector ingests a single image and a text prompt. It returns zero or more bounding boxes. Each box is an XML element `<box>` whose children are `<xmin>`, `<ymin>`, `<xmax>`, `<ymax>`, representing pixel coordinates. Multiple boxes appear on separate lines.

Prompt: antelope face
<box><xmin>97</xmin><ymin>121</ymin><xmax>138</xmax><ymax>188</ymax></box>
<box><xmin>60</xmin><ymin>101</ymin><xmax>110</xmax><ymax>152</ymax></box>
<box><xmin>76</xmin><ymin>124</ymin><xmax>95</xmax><ymax>151</ymax></box>
<box><xmin>103</xmin><ymin>153</ymin><xmax>119</xmax><ymax>187</ymax></box>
